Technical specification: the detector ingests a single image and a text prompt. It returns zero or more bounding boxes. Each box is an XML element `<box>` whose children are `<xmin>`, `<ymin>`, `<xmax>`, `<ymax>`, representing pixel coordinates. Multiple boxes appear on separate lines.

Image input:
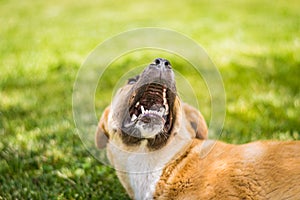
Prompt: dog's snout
<box><xmin>138</xmin><ymin>58</ymin><xmax>176</xmax><ymax>92</ymax></box>
<box><xmin>153</xmin><ymin>58</ymin><xmax>171</xmax><ymax>69</ymax></box>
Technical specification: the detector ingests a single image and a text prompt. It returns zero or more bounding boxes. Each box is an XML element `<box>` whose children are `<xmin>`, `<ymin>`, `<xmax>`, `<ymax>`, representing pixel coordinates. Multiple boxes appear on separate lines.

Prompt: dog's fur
<box><xmin>96</xmin><ymin>58</ymin><xmax>300</xmax><ymax>199</ymax></box>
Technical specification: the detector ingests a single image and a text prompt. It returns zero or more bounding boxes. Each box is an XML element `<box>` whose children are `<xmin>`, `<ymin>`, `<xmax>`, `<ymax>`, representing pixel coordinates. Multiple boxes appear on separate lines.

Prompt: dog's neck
<box><xmin>107</xmin><ymin>127</ymin><xmax>192</xmax><ymax>199</ymax></box>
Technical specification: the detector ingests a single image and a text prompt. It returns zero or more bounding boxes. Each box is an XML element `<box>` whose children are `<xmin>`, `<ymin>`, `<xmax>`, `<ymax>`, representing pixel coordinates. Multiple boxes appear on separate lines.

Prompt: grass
<box><xmin>0</xmin><ymin>0</ymin><xmax>299</xmax><ymax>199</ymax></box>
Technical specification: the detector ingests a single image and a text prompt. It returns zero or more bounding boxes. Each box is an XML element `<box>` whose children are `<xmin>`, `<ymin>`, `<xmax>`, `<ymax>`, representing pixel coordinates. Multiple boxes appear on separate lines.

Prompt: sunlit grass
<box><xmin>0</xmin><ymin>0</ymin><xmax>299</xmax><ymax>199</ymax></box>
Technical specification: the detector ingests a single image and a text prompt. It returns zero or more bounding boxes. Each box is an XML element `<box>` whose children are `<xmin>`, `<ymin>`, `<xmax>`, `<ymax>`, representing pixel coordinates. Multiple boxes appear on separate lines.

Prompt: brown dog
<box><xmin>96</xmin><ymin>58</ymin><xmax>300</xmax><ymax>199</ymax></box>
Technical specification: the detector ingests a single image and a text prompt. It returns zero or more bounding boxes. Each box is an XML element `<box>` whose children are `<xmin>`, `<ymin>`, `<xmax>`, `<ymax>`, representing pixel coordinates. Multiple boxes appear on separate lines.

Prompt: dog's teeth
<box><xmin>163</xmin><ymin>97</ymin><xmax>167</xmax><ymax>105</ymax></box>
<box><xmin>163</xmin><ymin>90</ymin><xmax>167</xmax><ymax>104</ymax></box>
<box><xmin>165</xmin><ymin>104</ymin><xmax>169</xmax><ymax>115</ymax></box>
<box><xmin>163</xmin><ymin>89</ymin><xmax>168</xmax><ymax>106</ymax></box>
<box><xmin>135</xmin><ymin>102</ymin><xmax>140</xmax><ymax>107</ymax></box>
<box><xmin>159</xmin><ymin>108</ymin><xmax>165</xmax><ymax>117</ymax></box>
<box><xmin>131</xmin><ymin>114</ymin><xmax>137</xmax><ymax>121</ymax></box>
<box><xmin>163</xmin><ymin>92</ymin><xmax>169</xmax><ymax>115</ymax></box>
<box><xmin>141</xmin><ymin>106</ymin><xmax>145</xmax><ymax>114</ymax></box>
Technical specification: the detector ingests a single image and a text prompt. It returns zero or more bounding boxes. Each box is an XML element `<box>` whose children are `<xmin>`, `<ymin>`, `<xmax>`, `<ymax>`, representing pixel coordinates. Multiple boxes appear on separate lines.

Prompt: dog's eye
<box><xmin>127</xmin><ymin>75</ymin><xmax>139</xmax><ymax>85</ymax></box>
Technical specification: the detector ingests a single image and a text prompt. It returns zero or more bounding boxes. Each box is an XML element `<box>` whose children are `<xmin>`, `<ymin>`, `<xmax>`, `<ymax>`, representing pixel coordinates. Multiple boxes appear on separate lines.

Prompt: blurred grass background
<box><xmin>0</xmin><ymin>0</ymin><xmax>299</xmax><ymax>199</ymax></box>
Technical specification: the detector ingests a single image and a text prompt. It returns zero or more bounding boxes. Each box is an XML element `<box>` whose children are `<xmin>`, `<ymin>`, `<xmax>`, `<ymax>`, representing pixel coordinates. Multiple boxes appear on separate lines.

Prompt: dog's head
<box><xmin>96</xmin><ymin>58</ymin><xmax>207</xmax><ymax>151</ymax></box>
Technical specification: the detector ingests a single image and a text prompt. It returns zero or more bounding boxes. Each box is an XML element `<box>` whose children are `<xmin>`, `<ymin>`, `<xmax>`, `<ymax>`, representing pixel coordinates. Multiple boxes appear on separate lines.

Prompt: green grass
<box><xmin>1</xmin><ymin>0</ymin><xmax>299</xmax><ymax>199</ymax></box>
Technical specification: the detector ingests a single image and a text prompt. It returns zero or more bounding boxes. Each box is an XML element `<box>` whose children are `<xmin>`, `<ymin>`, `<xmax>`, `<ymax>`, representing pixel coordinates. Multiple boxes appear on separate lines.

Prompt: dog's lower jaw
<box><xmin>135</xmin><ymin>117</ymin><xmax>165</xmax><ymax>139</ymax></box>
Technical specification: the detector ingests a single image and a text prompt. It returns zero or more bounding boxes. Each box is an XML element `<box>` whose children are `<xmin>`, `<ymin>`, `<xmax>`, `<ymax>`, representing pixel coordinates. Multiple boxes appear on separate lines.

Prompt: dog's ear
<box><xmin>95</xmin><ymin>106</ymin><xmax>110</xmax><ymax>149</ymax></box>
<box><xmin>182</xmin><ymin>103</ymin><xmax>208</xmax><ymax>139</ymax></box>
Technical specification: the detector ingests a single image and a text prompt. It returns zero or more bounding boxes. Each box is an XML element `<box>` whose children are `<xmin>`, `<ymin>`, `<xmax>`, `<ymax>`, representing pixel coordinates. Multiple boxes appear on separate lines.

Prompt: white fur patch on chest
<box><xmin>126</xmin><ymin>138</ymin><xmax>191</xmax><ymax>199</ymax></box>
<box><xmin>124</xmin><ymin>140</ymin><xmax>166</xmax><ymax>199</ymax></box>
<box><xmin>127</xmin><ymin>155</ymin><xmax>162</xmax><ymax>200</ymax></box>
<box><xmin>108</xmin><ymin>129</ymin><xmax>192</xmax><ymax>200</ymax></box>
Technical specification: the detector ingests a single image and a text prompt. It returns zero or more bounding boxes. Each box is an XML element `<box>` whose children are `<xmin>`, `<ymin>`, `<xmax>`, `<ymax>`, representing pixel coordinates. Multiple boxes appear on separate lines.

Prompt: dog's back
<box><xmin>154</xmin><ymin>140</ymin><xmax>300</xmax><ymax>200</ymax></box>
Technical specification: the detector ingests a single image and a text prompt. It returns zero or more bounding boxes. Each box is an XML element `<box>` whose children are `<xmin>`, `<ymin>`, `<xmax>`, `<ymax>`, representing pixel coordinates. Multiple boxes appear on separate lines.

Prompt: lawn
<box><xmin>0</xmin><ymin>0</ymin><xmax>299</xmax><ymax>199</ymax></box>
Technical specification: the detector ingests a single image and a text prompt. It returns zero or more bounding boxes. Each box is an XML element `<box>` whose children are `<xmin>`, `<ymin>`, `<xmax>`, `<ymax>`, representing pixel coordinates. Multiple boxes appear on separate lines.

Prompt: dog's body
<box><xmin>155</xmin><ymin>139</ymin><xmax>300</xmax><ymax>199</ymax></box>
<box><xmin>96</xmin><ymin>58</ymin><xmax>300</xmax><ymax>199</ymax></box>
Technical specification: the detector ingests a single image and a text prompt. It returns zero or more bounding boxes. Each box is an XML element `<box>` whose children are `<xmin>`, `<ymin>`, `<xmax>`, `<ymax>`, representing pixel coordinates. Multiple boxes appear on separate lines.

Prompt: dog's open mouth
<box><xmin>119</xmin><ymin>58</ymin><xmax>177</xmax><ymax>149</ymax></box>
<box><xmin>123</xmin><ymin>83</ymin><xmax>175</xmax><ymax>139</ymax></box>
<box><xmin>130</xmin><ymin>83</ymin><xmax>169</xmax><ymax>122</ymax></box>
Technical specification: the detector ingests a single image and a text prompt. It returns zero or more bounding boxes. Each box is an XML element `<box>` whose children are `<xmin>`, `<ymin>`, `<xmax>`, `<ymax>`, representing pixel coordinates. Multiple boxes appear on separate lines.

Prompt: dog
<box><xmin>96</xmin><ymin>58</ymin><xmax>300</xmax><ymax>200</ymax></box>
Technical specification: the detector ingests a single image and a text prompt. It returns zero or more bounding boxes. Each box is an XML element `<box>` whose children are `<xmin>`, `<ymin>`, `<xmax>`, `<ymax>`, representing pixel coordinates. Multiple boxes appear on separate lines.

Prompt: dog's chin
<box><xmin>123</xmin><ymin>113</ymin><xmax>166</xmax><ymax>139</ymax></box>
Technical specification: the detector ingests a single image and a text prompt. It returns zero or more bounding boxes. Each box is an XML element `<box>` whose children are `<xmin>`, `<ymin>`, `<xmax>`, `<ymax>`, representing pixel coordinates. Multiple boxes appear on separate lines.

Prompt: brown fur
<box><xmin>154</xmin><ymin>140</ymin><xmax>300</xmax><ymax>199</ymax></box>
<box><xmin>97</xmin><ymin>96</ymin><xmax>300</xmax><ymax>199</ymax></box>
<box><xmin>182</xmin><ymin>103</ymin><xmax>207</xmax><ymax>140</ymax></box>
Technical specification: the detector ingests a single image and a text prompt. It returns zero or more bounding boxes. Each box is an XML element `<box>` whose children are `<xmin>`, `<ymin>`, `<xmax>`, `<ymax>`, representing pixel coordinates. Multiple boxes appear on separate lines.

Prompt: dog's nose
<box><xmin>153</xmin><ymin>58</ymin><xmax>171</xmax><ymax>69</ymax></box>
